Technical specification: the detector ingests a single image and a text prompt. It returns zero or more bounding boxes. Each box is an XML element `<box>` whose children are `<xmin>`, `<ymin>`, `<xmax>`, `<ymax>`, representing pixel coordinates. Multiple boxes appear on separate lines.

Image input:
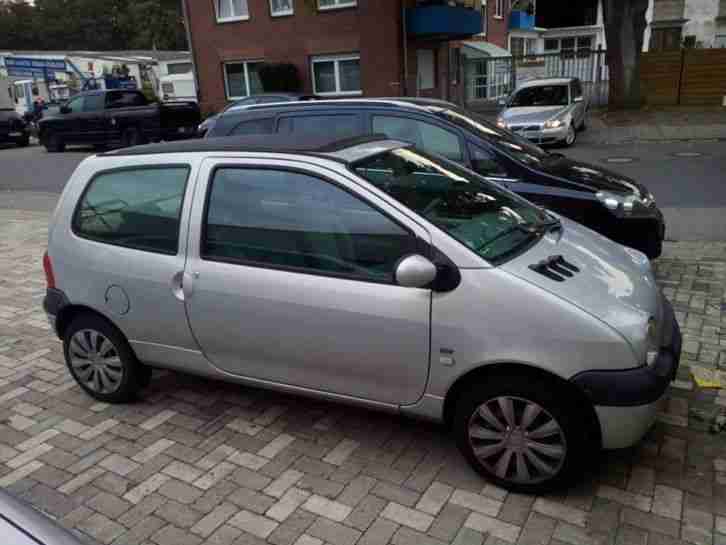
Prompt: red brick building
<box><xmin>183</xmin><ymin>0</ymin><xmax>484</xmax><ymax>114</ymax></box>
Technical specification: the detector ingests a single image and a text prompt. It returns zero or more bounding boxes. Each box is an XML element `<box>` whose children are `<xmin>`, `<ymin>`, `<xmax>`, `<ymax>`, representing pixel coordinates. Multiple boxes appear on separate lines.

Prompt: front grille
<box><xmin>511</xmin><ymin>124</ymin><xmax>541</xmax><ymax>131</ymax></box>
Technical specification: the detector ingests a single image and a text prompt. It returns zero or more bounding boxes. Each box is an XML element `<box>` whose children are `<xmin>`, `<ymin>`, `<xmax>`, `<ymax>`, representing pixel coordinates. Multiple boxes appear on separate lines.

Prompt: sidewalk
<box><xmin>1</xmin><ymin>209</ymin><xmax>726</xmax><ymax>545</ymax></box>
<box><xmin>580</xmin><ymin>107</ymin><xmax>726</xmax><ymax>145</ymax></box>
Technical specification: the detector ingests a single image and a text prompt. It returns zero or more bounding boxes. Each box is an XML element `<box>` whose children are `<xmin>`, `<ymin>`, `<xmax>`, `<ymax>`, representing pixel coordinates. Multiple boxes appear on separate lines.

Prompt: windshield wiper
<box><xmin>477</xmin><ymin>223</ymin><xmax>538</xmax><ymax>253</ymax></box>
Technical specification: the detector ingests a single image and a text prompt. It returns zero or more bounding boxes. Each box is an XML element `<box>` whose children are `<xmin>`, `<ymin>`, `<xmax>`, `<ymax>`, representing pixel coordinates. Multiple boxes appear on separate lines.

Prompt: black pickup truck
<box><xmin>38</xmin><ymin>89</ymin><xmax>200</xmax><ymax>152</ymax></box>
<box><xmin>0</xmin><ymin>108</ymin><xmax>30</xmax><ymax>148</ymax></box>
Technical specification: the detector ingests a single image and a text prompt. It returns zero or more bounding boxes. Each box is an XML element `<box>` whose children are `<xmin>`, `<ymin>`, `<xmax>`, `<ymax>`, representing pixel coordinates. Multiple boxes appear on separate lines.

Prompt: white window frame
<box><xmin>215</xmin><ymin>0</ymin><xmax>250</xmax><ymax>23</ymax></box>
<box><xmin>480</xmin><ymin>2</ymin><xmax>488</xmax><ymax>35</ymax></box>
<box><xmin>269</xmin><ymin>0</ymin><xmax>294</xmax><ymax>17</ymax></box>
<box><xmin>311</xmin><ymin>54</ymin><xmax>362</xmax><ymax>97</ymax></box>
<box><xmin>223</xmin><ymin>60</ymin><xmax>262</xmax><ymax>100</ymax></box>
<box><xmin>494</xmin><ymin>0</ymin><xmax>503</xmax><ymax>18</ymax></box>
<box><xmin>317</xmin><ymin>0</ymin><xmax>357</xmax><ymax>11</ymax></box>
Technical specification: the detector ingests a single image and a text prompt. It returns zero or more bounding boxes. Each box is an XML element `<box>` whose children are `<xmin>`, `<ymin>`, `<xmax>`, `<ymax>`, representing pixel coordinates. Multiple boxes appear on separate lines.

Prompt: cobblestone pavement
<box><xmin>1</xmin><ymin>209</ymin><xmax>726</xmax><ymax>545</ymax></box>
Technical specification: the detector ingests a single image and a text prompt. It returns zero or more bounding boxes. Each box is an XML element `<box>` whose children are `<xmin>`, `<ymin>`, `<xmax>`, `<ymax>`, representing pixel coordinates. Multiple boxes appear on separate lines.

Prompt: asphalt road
<box><xmin>1</xmin><ymin>140</ymin><xmax>725</xmax><ymax>241</ymax></box>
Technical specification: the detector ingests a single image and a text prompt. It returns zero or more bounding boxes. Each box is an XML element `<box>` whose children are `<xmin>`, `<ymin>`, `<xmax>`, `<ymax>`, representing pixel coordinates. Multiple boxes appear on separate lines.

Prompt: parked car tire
<box><xmin>45</xmin><ymin>133</ymin><xmax>65</xmax><ymax>153</ymax></box>
<box><xmin>563</xmin><ymin>124</ymin><xmax>577</xmax><ymax>147</ymax></box>
<box><xmin>63</xmin><ymin>314</ymin><xmax>147</xmax><ymax>403</ymax></box>
<box><xmin>121</xmin><ymin>127</ymin><xmax>144</xmax><ymax>148</ymax></box>
<box><xmin>16</xmin><ymin>135</ymin><xmax>30</xmax><ymax>147</ymax></box>
<box><xmin>453</xmin><ymin>373</ymin><xmax>591</xmax><ymax>493</ymax></box>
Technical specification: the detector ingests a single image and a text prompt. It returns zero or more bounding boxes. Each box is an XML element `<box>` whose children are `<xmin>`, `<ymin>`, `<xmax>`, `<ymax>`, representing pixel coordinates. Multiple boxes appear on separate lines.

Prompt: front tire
<box><xmin>562</xmin><ymin>124</ymin><xmax>577</xmax><ymax>147</ymax></box>
<box><xmin>16</xmin><ymin>135</ymin><xmax>30</xmax><ymax>147</ymax></box>
<box><xmin>453</xmin><ymin>374</ymin><xmax>591</xmax><ymax>493</ymax></box>
<box><xmin>63</xmin><ymin>314</ymin><xmax>146</xmax><ymax>403</ymax></box>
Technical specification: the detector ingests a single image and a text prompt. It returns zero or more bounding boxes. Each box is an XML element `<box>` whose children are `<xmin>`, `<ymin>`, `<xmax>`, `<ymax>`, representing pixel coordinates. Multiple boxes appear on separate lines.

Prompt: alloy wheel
<box><xmin>68</xmin><ymin>329</ymin><xmax>124</xmax><ymax>394</ymax></box>
<box><xmin>467</xmin><ymin>396</ymin><xmax>567</xmax><ymax>485</ymax></box>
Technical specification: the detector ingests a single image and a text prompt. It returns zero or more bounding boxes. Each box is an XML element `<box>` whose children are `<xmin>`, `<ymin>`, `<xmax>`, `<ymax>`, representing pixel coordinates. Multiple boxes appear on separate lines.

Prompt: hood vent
<box><xmin>528</xmin><ymin>255</ymin><xmax>580</xmax><ymax>282</ymax></box>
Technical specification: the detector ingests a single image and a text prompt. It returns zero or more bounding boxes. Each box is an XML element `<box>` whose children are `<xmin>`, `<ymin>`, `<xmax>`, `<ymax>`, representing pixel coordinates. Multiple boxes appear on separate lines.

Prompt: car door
<box><xmin>276</xmin><ymin>111</ymin><xmax>363</xmax><ymax>140</ymax></box>
<box><xmin>76</xmin><ymin>93</ymin><xmax>107</xmax><ymax>145</ymax></box>
<box><xmin>58</xmin><ymin>95</ymin><xmax>85</xmax><ymax>143</ymax></box>
<box><xmin>183</xmin><ymin>158</ymin><xmax>433</xmax><ymax>405</ymax></box>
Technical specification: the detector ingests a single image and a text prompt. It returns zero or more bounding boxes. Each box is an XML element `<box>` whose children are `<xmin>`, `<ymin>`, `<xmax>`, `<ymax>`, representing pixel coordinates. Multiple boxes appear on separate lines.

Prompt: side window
<box><xmin>73</xmin><ymin>167</ymin><xmax>189</xmax><ymax>255</ymax></box>
<box><xmin>229</xmin><ymin>118</ymin><xmax>274</xmax><ymax>136</ymax></box>
<box><xmin>469</xmin><ymin>144</ymin><xmax>510</xmax><ymax>178</ymax></box>
<box><xmin>203</xmin><ymin>168</ymin><xmax>417</xmax><ymax>283</ymax></box>
<box><xmin>372</xmin><ymin>116</ymin><xmax>463</xmax><ymax>161</ymax></box>
<box><xmin>573</xmin><ymin>80</ymin><xmax>583</xmax><ymax>98</ymax></box>
<box><xmin>67</xmin><ymin>96</ymin><xmax>84</xmax><ymax>113</ymax></box>
<box><xmin>107</xmin><ymin>92</ymin><xmax>146</xmax><ymax>109</ymax></box>
<box><xmin>278</xmin><ymin>115</ymin><xmax>359</xmax><ymax>139</ymax></box>
<box><xmin>83</xmin><ymin>94</ymin><xmax>105</xmax><ymax>112</ymax></box>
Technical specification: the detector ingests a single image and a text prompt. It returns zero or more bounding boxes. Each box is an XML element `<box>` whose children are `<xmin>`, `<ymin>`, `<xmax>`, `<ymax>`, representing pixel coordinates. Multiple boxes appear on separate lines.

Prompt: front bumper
<box><xmin>510</xmin><ymin>125</ymin><xmax>568</xmax><ymax>145</ymax></box>
<box><xmin>572</xmin><ymin>298</ymin><xmax>682</xmax><ymax>448</ymax></box>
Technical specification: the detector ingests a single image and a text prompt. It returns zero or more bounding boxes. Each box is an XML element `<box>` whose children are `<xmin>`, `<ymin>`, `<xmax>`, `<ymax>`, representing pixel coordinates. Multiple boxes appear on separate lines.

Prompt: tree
<box><xmin>602</xmin><ymin>0</ymin><xmax>649</xmax><ymax>109</ymax></box>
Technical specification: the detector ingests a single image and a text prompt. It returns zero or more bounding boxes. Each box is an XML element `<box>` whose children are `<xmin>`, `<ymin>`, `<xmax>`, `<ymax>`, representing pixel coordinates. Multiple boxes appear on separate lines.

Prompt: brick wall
<box><xmin>186</xmin><ymin>0</ymin><xmax>404</xmax><ymax>114</ymax></box>
<box><xmin>486</xmin><ymin>9</ymin><xmax>511</xmax><ymax>49</ymax></box>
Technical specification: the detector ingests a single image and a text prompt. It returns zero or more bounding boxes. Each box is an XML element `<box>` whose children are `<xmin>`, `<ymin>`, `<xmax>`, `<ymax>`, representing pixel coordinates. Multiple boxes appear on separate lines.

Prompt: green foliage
<box><xmin>258</xmin><ymin>63</ymin><xmax>302</xmax><ymax>93</ymax></box>
<box><xmin>0</xmin><ymin>0</ymin><xmax>187</xmax><ymax>51</ymax></box>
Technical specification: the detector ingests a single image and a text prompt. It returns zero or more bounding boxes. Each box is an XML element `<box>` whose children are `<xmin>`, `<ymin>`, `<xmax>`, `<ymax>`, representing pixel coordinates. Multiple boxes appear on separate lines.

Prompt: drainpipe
<box><xmin>402</xmin><ymin>1</ymin><xmax>409</xmax><ymax>96</ymax></box>
<box><xmin>181</xmin><ymin>0</ymin><xmax>201</xmax><ymax>104</ymax></box>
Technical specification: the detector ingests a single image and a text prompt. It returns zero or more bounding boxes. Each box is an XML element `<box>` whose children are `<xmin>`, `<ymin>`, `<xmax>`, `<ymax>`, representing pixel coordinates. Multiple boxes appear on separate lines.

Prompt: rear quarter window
<box><xmin>73</xmin><ymin>166</ymin><xmax>190</xmax><ymax>255</ymax></box>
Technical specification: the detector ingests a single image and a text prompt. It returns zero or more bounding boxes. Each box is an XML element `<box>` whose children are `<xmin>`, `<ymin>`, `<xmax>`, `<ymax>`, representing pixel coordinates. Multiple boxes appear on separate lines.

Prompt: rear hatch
<box><xmin>160</xmin><ymin>102</ymin><xmax>201</xmax><ymax>132</ymax></box>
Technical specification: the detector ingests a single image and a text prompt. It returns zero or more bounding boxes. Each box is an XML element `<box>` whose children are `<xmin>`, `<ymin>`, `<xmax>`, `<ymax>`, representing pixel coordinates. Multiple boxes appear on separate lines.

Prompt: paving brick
<box><xmin>118</xmin><ymin>494</ymin><xmax>167</xmax><ymax>528</ymax></box>
<box><xmin>450</xmin><ymin>489</ymin><xmax>502</xmax><ymax>517</ymax></box>
<box><xmin>268</xmin><ymin>510</ymin><xmax>316</xmax><ymax>545</ymax></box>
<box><xmin>345</xmin><ymin>493</ymin><xmax>387</xmax><ymax>531</ymax></box>
<box><xmin>267</xmin><ymin>488</ymin><xmax>311</xmax><ymax>522</ymax></box>
<box><xmin>259</xmin><ymin>434</ymin><xmax>296</xmax><ymax>459</ymax></box>
<box><xmin>140</xmin><ymin>410</ymin><xmax>177</xmax><ymax>431</ymax></box>
<box><xmin>158</xmin><ymin>478</ymin><xmax>204</xmax><ymax>504</ymax></box>
<box><xmin>306</xmin><ymin>517</ymin><xmax>362</xmax><ymax>545</ymax></box>
<box><xmin>193</xmin><ymin>461</ymin><xmax>235</xmax><ymax>491</ymax></box>
<box><xmin>124</xmin><ymin>474</ymin><xmax>171</xmax><ymax>504</ymax></box>
<box><xmin>109</xmin><ymin>516</ymin><xmax>166</xmax><ymax>545</ymax></box>
<box><xmin>628</xmin><ymin>466</ymin><xmax>656</xmax><ymax>496</ymax></box>
<box><xmin>532</xmin><ymin>498</ymin><xmax>588</xmax><ymax>528</ymax></box>
<box><xmin>86</xmin><ymin>491</ymin><xmax>132</xmax><ymax>519</ymax></box>
<box><xmin>452</xmin><ymin>526</ymin><xmax>484</xmax><ymax>545</ymax></box>
<box><xmin>7</xmin><ymin>443</ymin><xmax>53</xmax><ymax>468</ymax></box>
<box><xmin>228</xmin><ymin>509</ymin><xmax>279</xmax><ymax>539</ymax></box>
<box><xmin>227</xmin><ymin>486</ymin><xmax>276</xmax><ymax>514</ymax></box>
<box><xmin>552</xmin><ymin>522</ymin><xmax>610</xmax><ymax>545</ymax></box>
<box><xmin>22</xmin><ymin>483</ymin><xmax>80</xmax><ymax>518</ymax></box>
<box><xmin>155</xmin><ymin>500</ymin><xmax>204</xmax><ymax>529</ymax></box>
<box><xmin>132</xmin><ymin>439</ymin><xmax>175</xmax><ymax>464</ymax></box>
<box><xmin>302</xmin><ymin>494</ymin><xmax>353</xmax><ymax>522</ymax></box>
<box><xmin>358</xmin><ymin>517</ymin><xmax>398</xmax><ymax>545</ymax></box>
<box><xmin>620</xmin><ymin>507</ymin><xmax>681</xmax><ymax>538</ymax></box>
<box><xmin>682</xmin><ymin>508</ymin><xmax>714</xmax><ymax>545</ymax></box>
<box><xmin>202</xmin><ymin>524</ymin><xmax>242</xmax><ymax>545</ymax></box>
<box><xmin>150</xmin><ymin>523</ymin><xmax>203</xmax><ymax>545</ymax></box>
<box><xmin>161</xmin><ymin>460</ymin><xmax>204</xmax><ymax>483</ymax></box>
<box><xmin>265</xmin><ymin>469</ymin><xmax>305</xmax><ymax>498</ymax></box>
<box><xmin>190</xmin><ymin>502</ymin><xmax>238</xmax><ymax>538</ymax></box>
<box><xmin>415</xmin><ymin>481</ymin><xmax>453</xmax><ymax>516</ymax></box>
<box><xmin>230</xmin><ymin>466</ymin><xmax>273</xmax><ymax>491</ymax></box>
<box><xmin>391</xmin><ymin>527</ymin><xmax>447</xmax><ymax>545</ymax></box>
<box><xmin>76</xmin><ymin>513</ymin><xmax>127</xmax><ymax>544</ymax></box>
<box><xmin>294</xmin><ymin>535</ymin><xmax>323</xmax><ymax>545</ymax></box>
<box><xmin>596</xmin><ymin>486</ymin><xmax>653</xmax><ymax>513</ymax></box>
<box><xmin>99</xmin><ymin>454</ymin><xmax>139</xmax><ymax>477</ymax></box>
<box><xmin>464</xmin><ymin>512</ymin><xmax>521</xmax><ymax>543</ymax></box>
<box><xmin>371</xmin><ymin>481</ymin><xmax>420</xmax><ymax>507</ymax></box>
<box><xmin>517</xmin><ymin>512</ymin><xmax>557</xmax><ymax>545</ymax></box>
<box><xmin>381</xmin><ymin>502</ymin><xmax>434</xmax><ymax>532</ymax></box>
<box><xmin>323</xmin><ymin>439</ymin><xmax>359</xmax><ymax>466</ymax></box>
<box><xmin>616</xmin><ymin>525</ymin><xmax>649</xmax><ymax>545</ymax></box>
<box><xmin>498</xmin><ymin>493</ymin><xmax>535</xmax><ymax>526</ymax></box>
<box><xmin>654</xmin><ymin>485</ymin><xmax>684</xmax><ymax>520</ymax></box>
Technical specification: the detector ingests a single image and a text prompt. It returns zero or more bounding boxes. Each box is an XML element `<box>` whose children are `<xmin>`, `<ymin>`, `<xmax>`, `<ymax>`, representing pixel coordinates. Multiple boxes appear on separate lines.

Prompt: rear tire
<box><xmin>16</xmin><ymin>135</ymin><xmax>30</xmax><ymax>147</ymax></box>
<box><xmin>45</xmin><ymin>132</ymin><xmax>65</xmax><ymax>153</ymax></box>
<box><xmin>63</xmin><ymin>314</ymin><xmax>146</xmax><ymax>403</ymax></box>
<box><xmin>453</xmin><ymin>373</ymin><xmax>592</xmax><ymax>493</ymax></box>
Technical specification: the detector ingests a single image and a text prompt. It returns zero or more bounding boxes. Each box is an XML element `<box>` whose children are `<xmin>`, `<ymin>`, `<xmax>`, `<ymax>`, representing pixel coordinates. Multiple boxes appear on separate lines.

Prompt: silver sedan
<box><xmin>496</xmin><ymin>77</ymin><xmax>589</xmax><ymax>147</ymax></box>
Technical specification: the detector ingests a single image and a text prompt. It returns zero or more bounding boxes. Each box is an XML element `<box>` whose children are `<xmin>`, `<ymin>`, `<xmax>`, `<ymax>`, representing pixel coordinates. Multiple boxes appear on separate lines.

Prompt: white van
<box><xmin>159</xmin><ymin>73</ymin><xmax>197</xmax><ymax>103</ymax></box>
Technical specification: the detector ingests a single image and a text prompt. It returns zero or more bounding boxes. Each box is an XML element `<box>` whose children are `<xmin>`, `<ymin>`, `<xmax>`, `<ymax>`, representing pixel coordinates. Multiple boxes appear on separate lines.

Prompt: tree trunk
<box><xmin>602</xmin><ymin>0</ymin><xmax>649</xmax><ymax>109</ymax></box>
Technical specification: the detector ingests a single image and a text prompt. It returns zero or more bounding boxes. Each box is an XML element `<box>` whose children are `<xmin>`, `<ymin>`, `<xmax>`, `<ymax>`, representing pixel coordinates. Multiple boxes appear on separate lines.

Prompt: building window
<box><xmin>318</xmin><ymin>0</ymin><xmax>356</xmax><ymax>10</ymax></box>
<box><xmin>216</xmin><ymin>0</ymin><xmax>249</xmax><ymax>22</ymax></box>
<box><xmin>417</xmin><ymin>49</ymin><xmax>435</xmax><ymax>90</ymax></box>
<box><xmin>494</xmin><ymin>0</ymin><xmax>503</xmax><ymax>18</ymax></box>
<box><xmin>649</xmin><ymin>27</ymin><xmax>682</xmax><ymax>51</ymax></box>
<box><xmin>543</xmin><ymin>36</ymin><xmax>594</xmax><ymax>55</ymax></box>
<box><xmin>224</xmin><ymin>61</ymin><xmax>263</xmax><ymax>99</ymax></box>
<box><xmin>167</xmin><ymin>62</ymin><xmax>192</xmax><ymax>75</ymax></box>
<box><xmin>311</xmin><ymin>54</ymin><xmax>361</xmax><ymax>96</ymax></box>
<box><xmin>510</xmin><ymin>37</ymin><xmax>537</xmax><ymax>57</ymax></box>
<box><xmin>270</xmin><ymin>0</ymin><xmax>293</xmax><ymax>16</ymax></box>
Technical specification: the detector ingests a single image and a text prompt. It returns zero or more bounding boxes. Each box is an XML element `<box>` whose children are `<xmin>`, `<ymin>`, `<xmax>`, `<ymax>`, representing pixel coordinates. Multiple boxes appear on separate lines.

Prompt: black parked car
<box><xmin>198</xmin><ymin>93</ymin><xmax>317</xmax><ymax>136</ymax></box>
<box><xmin>0</xmin><ymin>108</ymin><xmax>30</xmax><ymax>148</ymax></box>
<box><xmin>207</xmin><ymin>98</ymin><xmax>665</xmax><ymax>258</ymax></box>
<box><xmin>38</xmin><ymin>89</ymin><xmax>200</xmax><ymax>152</ymax></box>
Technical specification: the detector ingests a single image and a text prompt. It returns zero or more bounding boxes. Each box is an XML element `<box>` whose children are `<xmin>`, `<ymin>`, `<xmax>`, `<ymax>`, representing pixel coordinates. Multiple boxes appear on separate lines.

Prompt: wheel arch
<box><xmin>442</xmin><ymin>362</ymin><xmax>601</xmax><ymax>448</ymax></box>
<box><xmin>56</xmin><ymin>303</ymin><xmax>127</xmax><ymax>344</ymax></box>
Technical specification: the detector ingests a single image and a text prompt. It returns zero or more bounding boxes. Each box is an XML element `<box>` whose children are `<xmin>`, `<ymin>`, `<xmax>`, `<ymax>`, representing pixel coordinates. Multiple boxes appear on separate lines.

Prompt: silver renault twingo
<box><xmin>43</xmin><ymin>135</ymin><xmax>681</xmax><ymax>492</ymax></box>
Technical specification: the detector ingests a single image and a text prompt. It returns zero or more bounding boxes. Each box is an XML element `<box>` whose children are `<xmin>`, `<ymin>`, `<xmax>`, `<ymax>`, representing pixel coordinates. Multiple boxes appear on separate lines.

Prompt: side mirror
<box><xmin>60</xmin><ymin>105</ymin><xmax>71</xmax><ymax>114</ymax></box>
<box><xmin>395</xmin><ymin>255</ymin><xmax>437</xmax><ymax>288</ymax></box>
<box><xmin>573</xmin><ymin>96</ymin><xmax>584</xmax><ymax>103</ymax></box>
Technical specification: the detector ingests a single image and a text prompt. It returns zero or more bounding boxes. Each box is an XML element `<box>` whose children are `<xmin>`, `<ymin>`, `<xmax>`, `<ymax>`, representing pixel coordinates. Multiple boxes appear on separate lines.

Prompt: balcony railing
<box><xmin>406</xmin><ymin>1</ymin><xmax>483</xmax><ymax>40</ymax></box>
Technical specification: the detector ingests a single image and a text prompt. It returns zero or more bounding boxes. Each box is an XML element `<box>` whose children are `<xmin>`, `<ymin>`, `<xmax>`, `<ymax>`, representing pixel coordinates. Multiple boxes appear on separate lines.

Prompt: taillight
<box><xmin>43</xmin><ymin>251</ymin><xmax>56</xmax><ymax>289</ymax></box>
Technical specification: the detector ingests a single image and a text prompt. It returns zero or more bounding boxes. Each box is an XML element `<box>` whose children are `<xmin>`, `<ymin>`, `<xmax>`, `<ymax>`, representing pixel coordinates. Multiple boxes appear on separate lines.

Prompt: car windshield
<box><xmin>353</xmin><ymin>147</ymin><xmax>552</xmax><ymax>264</ymax></box>
<box><xmin>436</xmin><ymin>108</ymin><xmax>551</xmax><ymax>168</ymax></box>
<box><xmin>510</xmin><ymin>85</ymin><xmax>569</xmax><ymax>107</ymax></box>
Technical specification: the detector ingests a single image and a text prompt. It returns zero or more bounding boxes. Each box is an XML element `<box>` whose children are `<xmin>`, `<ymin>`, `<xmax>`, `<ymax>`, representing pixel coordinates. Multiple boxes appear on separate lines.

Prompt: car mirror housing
<box><xmin>395</xmin><ymin>255</ymin><xmax>437</xmax><ymax>288</ymax></box>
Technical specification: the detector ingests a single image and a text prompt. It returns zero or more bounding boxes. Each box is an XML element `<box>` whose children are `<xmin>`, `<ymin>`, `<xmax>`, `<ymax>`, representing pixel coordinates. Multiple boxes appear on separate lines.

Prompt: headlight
<box><xmin>595</xmin><ymin>191</ymin><xmax>651</xmax><ymax>214</ymax></box>
<box><xmin>544</xmin><ymin>119</ymin><xmax>563</xmax><ymax>129</ymax></box>
<box><xmin>646</xmin><ymin>317</ymin><xmax>659</xmax><ymax>366</ymax></box>
<box><xmin>496</xmin><ymin>118</ymin><xmax>507</xmax><ymax>129</ymax></box>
